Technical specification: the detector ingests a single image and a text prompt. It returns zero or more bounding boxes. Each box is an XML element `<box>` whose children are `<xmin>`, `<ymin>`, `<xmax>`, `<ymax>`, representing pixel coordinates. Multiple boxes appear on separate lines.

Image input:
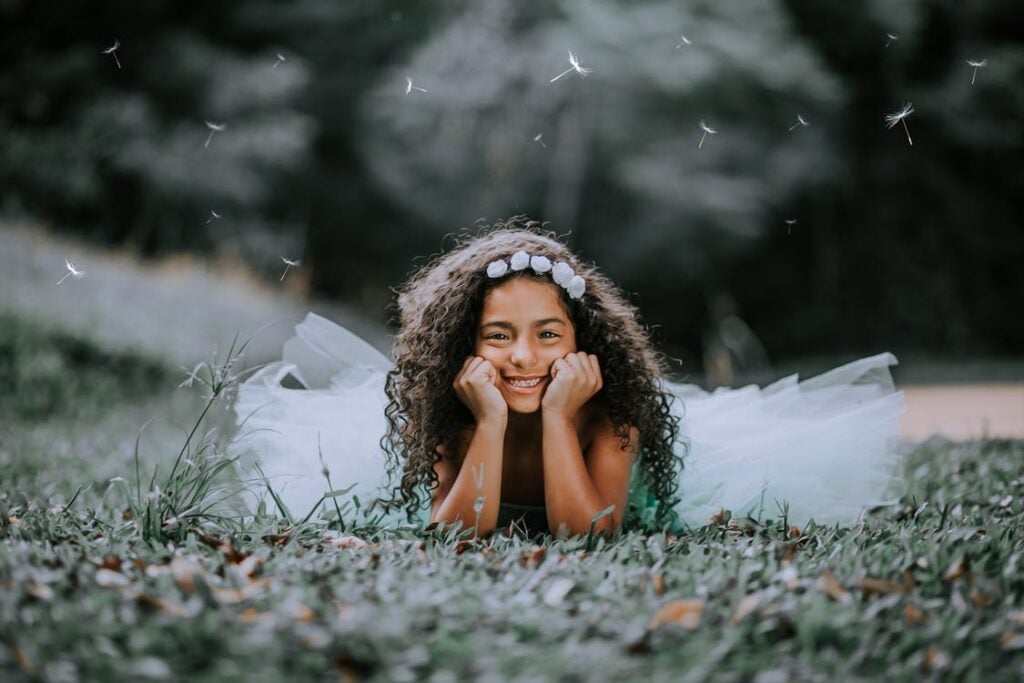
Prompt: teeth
<box><xmin>508</xmin><ymin>378</ymin><xmax>542</xmax><ymax>388</ymax></box>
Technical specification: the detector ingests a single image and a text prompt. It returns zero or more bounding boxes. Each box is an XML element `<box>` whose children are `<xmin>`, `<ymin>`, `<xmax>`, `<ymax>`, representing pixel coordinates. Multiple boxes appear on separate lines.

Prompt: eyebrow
<box><xmin>480</xmin><ymin>318</ymin><xmax>567</xmax><ymax>330</ymax></box>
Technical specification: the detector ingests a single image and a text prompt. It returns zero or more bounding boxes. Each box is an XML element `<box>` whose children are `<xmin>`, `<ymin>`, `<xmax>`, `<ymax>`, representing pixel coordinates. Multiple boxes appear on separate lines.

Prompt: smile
<box><xmin>504</xmin><ymin>376</ymin><xmax>547</xmax><ymax>392</ymax></box>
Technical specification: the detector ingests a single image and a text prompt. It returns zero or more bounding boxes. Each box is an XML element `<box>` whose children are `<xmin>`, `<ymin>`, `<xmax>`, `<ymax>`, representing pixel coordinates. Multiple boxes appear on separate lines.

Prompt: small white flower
<box><xmin>486</xmin><ymin>260</ymin><xmax>508</xmax><ymax>278</ymax></box>
<box><xmin>510</xmin><ymin>251</ymin><xmax>530</xmax><ymax>271</ymax></box>
<box><xmin>566</xmin><ymin>275</ymin><xmax>586</xmax><ymax>300</ymax></box>
<box><xmin>530</xmin><ymin>255</ymin><xmax>552</xmax><ymax>273</ymax></box>
<box><xmin>552</xmin><ymin>262</ymin><xmax>575</xmax><ymax>286</ymax></box>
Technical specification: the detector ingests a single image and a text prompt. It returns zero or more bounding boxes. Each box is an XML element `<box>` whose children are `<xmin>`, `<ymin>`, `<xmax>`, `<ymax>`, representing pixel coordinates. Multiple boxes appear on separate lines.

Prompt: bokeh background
<box><xmin>2</xmin><ymin>0</ymin><xmax>1022</xmax><ymax>390</ymax></box>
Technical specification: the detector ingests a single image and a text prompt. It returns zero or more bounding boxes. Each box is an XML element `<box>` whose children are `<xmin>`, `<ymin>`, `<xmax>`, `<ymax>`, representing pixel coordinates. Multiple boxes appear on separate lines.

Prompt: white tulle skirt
<box><xmin>228</xmin><ymin>313</ymin><xmax>907</xmax><ymax>530</ymax></box>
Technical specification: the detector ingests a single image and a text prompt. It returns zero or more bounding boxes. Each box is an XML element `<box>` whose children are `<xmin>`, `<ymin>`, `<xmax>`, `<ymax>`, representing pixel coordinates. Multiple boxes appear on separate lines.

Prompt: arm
<box><xmin>542</xmin><ymin>412</ymin><xmax>638</xmax><ymax>537</ymax></box>
<box><xmin>430</xmin><ymin>417</ymin><xmax>506</xmax><ymax>537</ymax></box>
<box><xmin>540</xmin><ymin>351</ymin><xmax>637</xmax><ymax>537</ymax></box>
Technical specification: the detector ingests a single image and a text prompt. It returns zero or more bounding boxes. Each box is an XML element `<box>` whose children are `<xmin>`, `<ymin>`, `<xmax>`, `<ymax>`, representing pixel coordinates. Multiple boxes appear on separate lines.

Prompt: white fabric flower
<box><xmin>486</xmin><ymin>260</ymin><xmax>508</xmax><ymax>278</ymax></box>
<box><xmin>567</xmin><ymin>275</ymin><xmax>586</xmax><ymax>300</ymax></box>
<box><xmin>530</xmin><ymin>255</ymin><xmax>552</xmax><ymax>273</ymax></box>
<box><xmin>552</xmin><ymin>262</ymin><xmax>575</xmax><ymax>286</ymax></box>
<box><xmin>510</xmin><ymin>251</ymin><xmax>531</xmax><ymax>271</ymax></box>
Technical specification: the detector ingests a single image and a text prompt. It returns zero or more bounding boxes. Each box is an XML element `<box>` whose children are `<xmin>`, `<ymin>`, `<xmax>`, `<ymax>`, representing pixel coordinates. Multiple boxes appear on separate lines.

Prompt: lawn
<box><xmin>2</xmin><ymin>312</ymin><xmax>1022</xmax><ymax>682</ymax></box>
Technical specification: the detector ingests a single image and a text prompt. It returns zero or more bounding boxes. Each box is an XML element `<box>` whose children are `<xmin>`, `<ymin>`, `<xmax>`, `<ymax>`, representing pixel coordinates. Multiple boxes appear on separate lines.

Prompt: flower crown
<box><xmin>486</xmin><ymin>250</ymin><xmax>586</xmax><ymax>300</ymax></box>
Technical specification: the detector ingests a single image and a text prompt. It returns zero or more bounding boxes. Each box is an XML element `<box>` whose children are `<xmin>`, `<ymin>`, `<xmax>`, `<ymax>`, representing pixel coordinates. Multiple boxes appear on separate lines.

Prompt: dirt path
<box><xmin>900</xmin><ymin>383</ymin><xmax>1024</xmax><ymax>441</ymax></box>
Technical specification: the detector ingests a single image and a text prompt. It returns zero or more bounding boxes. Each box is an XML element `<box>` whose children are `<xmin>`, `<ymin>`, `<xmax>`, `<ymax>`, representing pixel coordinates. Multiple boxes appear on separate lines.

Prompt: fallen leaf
<box><xmin>923</xmin><ymin>644</ymin><xmax>950</xmax><ymax>671</ymax></box>
<box><xmin>323</xmin><ymin>531</ymin><xmax>368</xmax><ymax>550</ymax></box>
<box><xmin>520</xmin><ymin>545</ymin><xmax>545</xmax><ymax>567</ymax></box>
<box><xmin>649</xmin><ymin>598</ymin><xmax>705</xmax><ymax>630</ymax></box>
<box><xmin>95</xmin><ymin>568</ymin><xmax>131</xmax><ymax>589</ymax></box>
<box><xmin>859</xmin><ymin>576</ymin><xmax>909</xmax><ymax>597</ymax></box>
<box><xmin>1002</xmin><ymin>631</ymin><xmax>1024</xmax><ymax>651</ymax></box>
<box><xmin>817</xmin><ymin>570</ymin><xmax>851</xmax><ymax>603</ymax></box>
<box><xmin>944</xmin><ymin>556</ymin><xmax>970</xmax><ymax>582</ymax></box>
<box><xmin>99</xmin><ymin>555</ymin><xmax>122</xmax><ymax>571</ymax></box>
<box><xmin>650</xmin><ymin>573</ymin><xmax>665</xmax><ymax>596</ymax></box>
<box><xmin>904</xmin><ymin>603</ymin><xmax>928</xmax><ymax>625</ymax></box>
<box><xmin>25</xmin><ymin>581</ymin><xmax>55</xmax><ymax>601</ymax></box>
<box><xmin>789</xmin><ymin>526</ymin><xmax>801</xmax><ymax>538</ymax></box>
<box><xmin>708</xmin><ymin>508</ymin><xmax>731</xmax><ymax>525</ymax></box>
<box><xmin>1006</xmin><ymin>609</ymin><xmax>1024</xmax><ymax>626</ymax></box>
<box><xmin>170</xmin><ymin>556</ymin><xmax>206</xmax><ymax>594</ymax></box>
<box><xmin>732</xmin><ymin>592</ymin><xmax>761</xmax><ymax>624</ymax></box>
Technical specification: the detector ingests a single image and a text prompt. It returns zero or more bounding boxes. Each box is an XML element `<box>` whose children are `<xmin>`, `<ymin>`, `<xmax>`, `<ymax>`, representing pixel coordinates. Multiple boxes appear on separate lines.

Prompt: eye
<box><xmin>486</xmin><ymin>333</ymin><xmax>508</xmax><ymax>340</ymax></box>
<box><xmin>540</xmin><ymin>331</ymin><xmax>559</xmax><ymax>339</ymax></box>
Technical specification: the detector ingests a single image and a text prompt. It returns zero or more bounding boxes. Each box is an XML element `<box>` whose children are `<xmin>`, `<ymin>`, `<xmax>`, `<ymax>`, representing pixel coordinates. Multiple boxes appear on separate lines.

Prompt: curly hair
<box><xmin>373</xmin><ymin>217</ymin><xmax>686</xmax><ymax>529</ymax></box>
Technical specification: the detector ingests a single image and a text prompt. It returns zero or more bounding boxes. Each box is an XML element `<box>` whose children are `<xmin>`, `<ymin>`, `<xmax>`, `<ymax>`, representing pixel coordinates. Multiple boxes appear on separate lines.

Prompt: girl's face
<box><xmin>475</xmin><ymin>277</ymin><xmax>578</xmax><ymax>415</ymax></box>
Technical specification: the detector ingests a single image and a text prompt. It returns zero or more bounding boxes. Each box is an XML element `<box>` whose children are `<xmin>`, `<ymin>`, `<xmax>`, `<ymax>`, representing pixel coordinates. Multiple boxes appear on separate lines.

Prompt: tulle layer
<box><xmin>229</xmin><ymin>313</ymin><xmax>906</xmax><ymax>530</ymax></box>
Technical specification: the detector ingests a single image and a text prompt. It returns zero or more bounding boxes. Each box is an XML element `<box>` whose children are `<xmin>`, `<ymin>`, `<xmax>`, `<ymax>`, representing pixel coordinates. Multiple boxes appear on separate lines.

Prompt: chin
<box><xmin>508</xmin><ymin>401</ymin><xmax>542</xmax><ymax>415</ymax></box>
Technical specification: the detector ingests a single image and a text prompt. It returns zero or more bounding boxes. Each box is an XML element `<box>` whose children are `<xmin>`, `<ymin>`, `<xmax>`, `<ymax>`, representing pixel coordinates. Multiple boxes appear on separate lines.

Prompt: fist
<box><xmin>541</xmin><ymin>352</ymin><xmax>603</xmax><ymax>419</ymax></box>
<box><xmin>453</xmin><ymin>356</ymin><xmax>507</xmax><ymax>423</ymax></box>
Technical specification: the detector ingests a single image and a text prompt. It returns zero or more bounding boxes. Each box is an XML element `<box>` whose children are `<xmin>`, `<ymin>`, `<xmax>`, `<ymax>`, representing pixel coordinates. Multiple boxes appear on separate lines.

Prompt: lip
<box><xmin>503</xmin><ymin>376</ymin><xmax>548</xmax><ymax>394</ymax></box>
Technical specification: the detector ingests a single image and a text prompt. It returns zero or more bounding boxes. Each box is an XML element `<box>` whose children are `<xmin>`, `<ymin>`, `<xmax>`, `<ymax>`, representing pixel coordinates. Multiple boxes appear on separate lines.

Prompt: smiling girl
<box><xmin>232</xmin><ymin>218</ymin><xmax>905</xmax><ymax>537</ymax></box>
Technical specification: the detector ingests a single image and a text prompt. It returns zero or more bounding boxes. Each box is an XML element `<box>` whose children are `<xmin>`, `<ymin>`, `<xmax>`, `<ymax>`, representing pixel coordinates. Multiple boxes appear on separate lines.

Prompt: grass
<box><xmin>2</xmin><ymin>313</ymin><xmax>1023</xmax><ymax>682</ymax></box>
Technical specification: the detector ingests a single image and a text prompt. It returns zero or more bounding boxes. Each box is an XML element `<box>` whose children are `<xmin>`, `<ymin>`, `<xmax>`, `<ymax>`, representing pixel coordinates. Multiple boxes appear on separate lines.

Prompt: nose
<box><xmin>509</xmin><ymin>337</ymin><xmax>538</xmax><ymax>367</ymax></box>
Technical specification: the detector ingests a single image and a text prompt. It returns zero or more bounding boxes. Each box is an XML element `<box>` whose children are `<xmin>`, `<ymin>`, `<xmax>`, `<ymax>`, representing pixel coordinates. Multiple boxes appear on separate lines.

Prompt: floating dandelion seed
<box><xmin>273</xmin><ymin>52</ymin><xmax>286</xmax><ymax>69</ymax></box>
<box><xmin>280</xmin><ymin>257</ymin><xmax>302</xmax><ymax>281</ymax></box>
<box><xmin>886</xmin><ymin>33</ymin><xmax>898</xmax><ymax>48</ymax></box>
<box><xmin>102</xmin><ymin>39</ymin><xmax>122</xmax><ymax>70</ymax></box>
<box><xmin>205</xmin><ymin>210</ymin><xmax>221</xmax><ymax>224</ymax></box>
<box><xmin>785</xmin><ymin>219</ymin><xmax>797</xmax><ymax>235</ymax></box>
<box><xmin>56</xmin><ymin>258</ymin><xmax>86</xmax><ymax>285</ymax></box>
<box><xmin>698</xmin><ymin>119</ymin><xmax>718</xmax><ymax>149</ymax></box>
<box><xmin>675</xmin><ymin>34</ymin><xmax>691</xmax><ymax>49</ymax></box>
<box><xmin>534</xmin><ymin>133</ymin><xmax>546</xmax><ymax>148</ymax></box>
<box><xmin>471</xmin><ymin>461</ymin><xmax>486</xmax><ymax>536</ymax></box>
<box><xmin>966</xmin><ymin>58</ymin><xmax>987</xmax><ymax>85</ymax></box>
<box><xmin>884</xmin><ymin>102</ymin><xmax>914</xmax><ymax>146</ymax></box>
<box><xmin>788</xmin><ymin>114</ymin><xmax>809</xmax><ymax>131</ymax></box>
<box><xmin>550</xmin><ymin>50</ymin><xmax>592</xmax><ymax>83</ymax></box>
<box><xmin>203</xmin><ymin>121</ymin><xmax>225</xmax><ymax>148</ymax></box>
<box><xmin>404</xmin><ymin>77</ymin><xmax>428</xmax><ymax>94</ymax></box>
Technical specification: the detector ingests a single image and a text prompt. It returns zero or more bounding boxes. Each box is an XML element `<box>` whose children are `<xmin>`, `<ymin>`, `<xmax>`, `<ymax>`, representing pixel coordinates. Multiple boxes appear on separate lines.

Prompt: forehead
<box><xmin>480</xmin><ymin>278</ymin><xmax>570</xmax><ymax>323</ymax></box>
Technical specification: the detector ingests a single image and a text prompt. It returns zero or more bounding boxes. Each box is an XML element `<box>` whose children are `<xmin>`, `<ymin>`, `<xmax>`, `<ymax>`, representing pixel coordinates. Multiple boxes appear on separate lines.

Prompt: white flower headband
<box><xmin>486</xmin><ymin>250</ymin><xmax>586</xmax><ymax>300</ymax></box>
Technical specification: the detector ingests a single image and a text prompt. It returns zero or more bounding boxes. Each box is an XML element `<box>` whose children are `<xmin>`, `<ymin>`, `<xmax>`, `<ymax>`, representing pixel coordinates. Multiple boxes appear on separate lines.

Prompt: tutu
<box><xmin>229</xmin><ymin>313</ymin><xmax>906</xmax><ymax>531</ymax></box>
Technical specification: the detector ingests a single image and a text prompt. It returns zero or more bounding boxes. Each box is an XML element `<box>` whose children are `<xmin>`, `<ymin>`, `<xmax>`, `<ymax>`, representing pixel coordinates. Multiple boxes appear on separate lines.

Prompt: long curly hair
<box><xmin>374</xmin><ymin>217</ymin><xmax>685</xmax><ymax>529</ymax></box>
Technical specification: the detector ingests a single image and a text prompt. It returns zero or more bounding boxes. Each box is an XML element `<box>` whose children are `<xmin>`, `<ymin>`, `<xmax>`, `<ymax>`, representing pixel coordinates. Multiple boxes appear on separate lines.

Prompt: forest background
<box><xmin>2</xmin><ymin>0</ymin><xmax>1022</xmax><ymax>383</ymax></box>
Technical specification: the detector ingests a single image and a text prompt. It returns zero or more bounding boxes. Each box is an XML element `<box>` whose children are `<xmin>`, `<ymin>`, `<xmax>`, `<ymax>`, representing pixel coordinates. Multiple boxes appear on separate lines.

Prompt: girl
<box><xmin>231</xmin><ymin>218</ymin><xmax>905</xmax><ymax>537</ymax></box>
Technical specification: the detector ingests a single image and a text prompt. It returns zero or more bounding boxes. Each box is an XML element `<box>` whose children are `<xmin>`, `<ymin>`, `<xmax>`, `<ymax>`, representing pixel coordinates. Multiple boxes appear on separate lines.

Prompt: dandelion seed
<box><xmin>471</xmin><ymin>462</ymin><xmax>485</xmax><ymax>536</ymax></box>
<box><xmin>966</xmin><ymin>58</ymin><xmax>987</xmax><ymax>86</ymax></box>
<box><xmin>550</xmin><ymin>50</ymin><xmax>592</xmax><ymax>83</ymax></box>
<box><xmin>273</xmin><ymin>52</ymin><xmax>286</xmax><ymax>69</ymax></box>
<box><xmin>205</xmin><ymin>210</ymin><xmax>221</xmax><ymax>224</ymax></box>
<box><xmin>886</xmin><ymin>33</ymin><xmax>898</xmax><ymax>48</ymax></box>
<box><xmin>102</xmin><ymin>39</ymin><xmax>122</xmax><ymax>70</ymax></box>
<box><xmin>204</xmin><ymin>121</ymin><xmax>226</xmax><ymax>148</ymax></box>
<box><xmin>698</xmin><ymin>119</ymin><xmax>717</xmax><ymax>149</ymax></box>
<box><xmin>404</xmin><ymin>77</ymin><xmax>428</xmax><ymax>94</ymax></box>
<box><xmin>280</xmin><ymin>257</ymin><xmax>302</xmax><ymax>282</ymax></box>
<box><xmin>534</xmin><ymin>133</ymin><xmax>546</xmax><ymax>148</ymax></box>
<box><xmin>56</xmin><ymin>258</ymin><xmax>85</xmax><ymax>285</ymax></box>
<box><xmin>785</xmin><ymin>219</ymin><xmax>797</xmax><ymax>235</ymax></box>
<box><xmin>788</xmin><ymin>114</ymin><xmax>809</xmax><ymax>131</ymax></box>
<box><xmin>884</xmin><ymin>102</ymin><xmax>914</xmax><ymax>146</ymax></box>
<box><xmin>675</xmin><ymin>34</ymin><xmax>691</xmax><ymax>49</ymax></box>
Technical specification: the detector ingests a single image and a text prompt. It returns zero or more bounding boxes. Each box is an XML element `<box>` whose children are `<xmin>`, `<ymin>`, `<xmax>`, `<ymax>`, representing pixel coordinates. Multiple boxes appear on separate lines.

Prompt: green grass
<box><xmin>1</xmin><ymin>314</ymin><xmax>1023</xmax><ymax>682</ymax></box>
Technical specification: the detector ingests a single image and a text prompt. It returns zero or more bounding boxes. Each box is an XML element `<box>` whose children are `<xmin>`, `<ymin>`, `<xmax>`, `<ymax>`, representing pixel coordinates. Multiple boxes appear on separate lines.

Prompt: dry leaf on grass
<box><xmin>649</xmin><ymin>598</ymin><xmax>705</xmax><ymax>630</ymax></box>
<box><xmin>859</xmin><ymin>576</ymin><xmax>910</xmax><ymax>597</ymax></box>
<box><xmin>923</xmin><ymin>644</ymin><xmax>951</xmax><ymax>671</ymax></box>
<box><xmin>95</xmin><ymin>568</ymin><xmax>131</xmax><ymax>589</ymax></box>
<box><xmin>944</xmin><ymin>556</ymin><xmax>970</xmax><ymax>582</ymax></box>
<box><xmin>904</xmin><ymin>603</ymin><xmax>928</xmax><ymax>625</ymax></box>
<box><xmin>817</xmin><ymin>570</ymin><xmax>851</xmax><ymax>603</ymax></box>
<box><xmin>1001</xmin><ymin>631</ymin><xmax>1024</xmax><ymax>651</ymax></box>
<box><xmin>732</xmin><ymin>592</ymin><xmax>761</xmax><ymax>624</ymax></box>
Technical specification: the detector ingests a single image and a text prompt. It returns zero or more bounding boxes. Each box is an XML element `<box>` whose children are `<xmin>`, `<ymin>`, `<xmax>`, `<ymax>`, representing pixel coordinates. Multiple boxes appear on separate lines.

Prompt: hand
<box><xmin>453</xmin><ymin>356</ymin><xmax>507</xmax><ymax>424</ymax></box>
<box><xmin>541</xmin><ymin>351</ymin><xmax>603</xmax><ymax>420</ymax></box>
